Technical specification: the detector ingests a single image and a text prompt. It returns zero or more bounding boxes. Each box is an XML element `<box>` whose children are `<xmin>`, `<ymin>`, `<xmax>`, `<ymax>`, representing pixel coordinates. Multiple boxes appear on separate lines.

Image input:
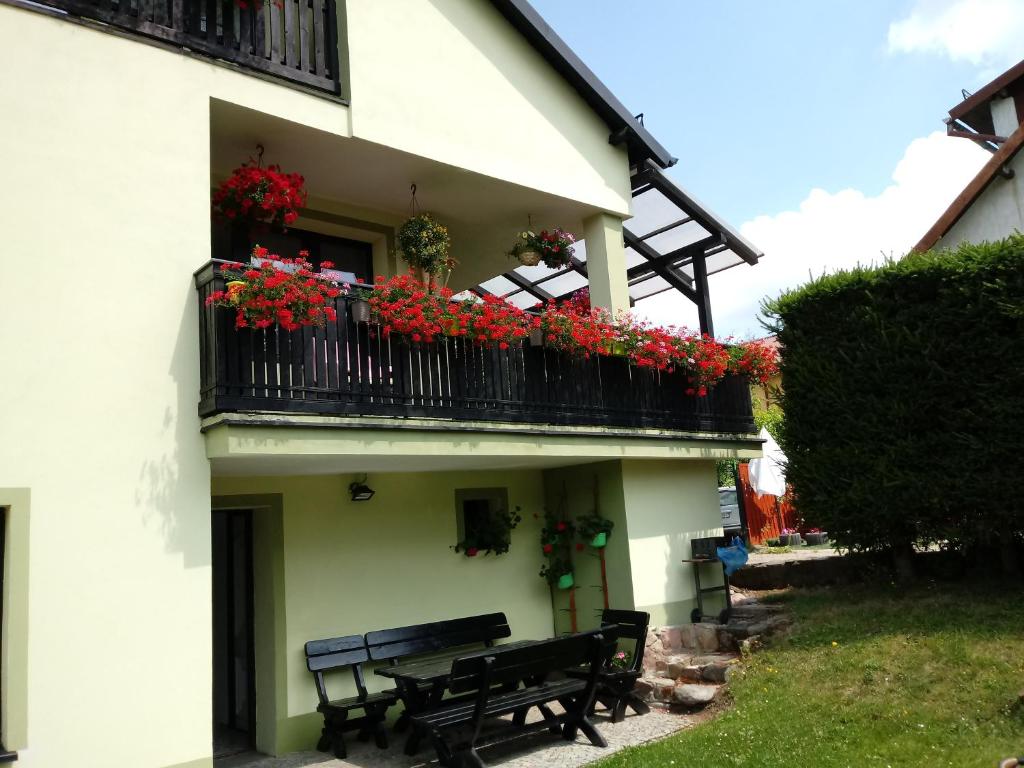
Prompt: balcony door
<box><xmin>215</xmin><ymin>223</ymin><xmax>374</xmax><ymax>285</ymax></box>
<box><xmin>212</xmin><ymin>510</ymin><xmax>256</xmax><ymax>759</ymax></box>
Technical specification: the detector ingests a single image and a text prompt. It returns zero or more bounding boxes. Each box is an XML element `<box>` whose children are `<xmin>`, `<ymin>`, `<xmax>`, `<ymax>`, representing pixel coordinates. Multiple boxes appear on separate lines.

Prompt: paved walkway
<box><xmin>218</xmin><ymin>705</ymin><xmax>703</xmax><ymax>768</ymax></box>
<box><xmin>747</xmin><ymin>545</ymin><xmax>839</xmax><ymax>566</ymax></box>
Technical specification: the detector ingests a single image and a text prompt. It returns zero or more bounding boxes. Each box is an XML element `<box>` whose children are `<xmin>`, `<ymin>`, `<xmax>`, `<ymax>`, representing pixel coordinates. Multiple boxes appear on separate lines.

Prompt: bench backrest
<box><xmin>365</xmin><ymin>612</ymin><xmax>511</xmax><ymax>662</ymax></box>
<box><xmin>601</xmin><ymin>608</ymin><xmax>650</xmax><ymax>674</ymax></box>
<box><xmin>304</xmin><ymin>634</ymin><xmax>371</xmax><ymax>705</ymax></box>
<box><xmin>447</xmin><ymin>633</ymin><xmax>600</xmax><ymax>694</ymax></box>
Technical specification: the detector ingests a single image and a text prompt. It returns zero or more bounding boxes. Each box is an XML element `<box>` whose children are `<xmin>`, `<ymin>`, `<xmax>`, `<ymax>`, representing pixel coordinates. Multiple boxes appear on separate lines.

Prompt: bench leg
<box><xmin>610</xmin><ymin>697</ymin><xmax>628</xmax><ymax>724</ymax></box>
<box><xmin>626</xmin><ymin>693</ymin><xmax>651</xmax><ymax>716</ymax></box>
<box><xmin>562</xmin><ymin>697</ymin><xmax>608</xmax><ymax>749</ymax></box>
<box><xmin>371</xmin><ymin>704</ymin><xmax>390</xmax><ymax>750</ymax></box>
<box><xmin>536</xmin><ymin>703</ymin><xmax>562</xmax><ymax>735</ymax></box>
<box><xmin>330</xmin><ymin>728</ymin><xmax>348</xmax><ymax>760</ymax></box>
<box><xmin>404</xmin><ymin>723</ymin><xmax>426</xmax><ymax>756</ymax></box>
<box><xmin>511</xmin><ymin>707</ymin><xmax>528</xmax><ymax>727</ymax></box>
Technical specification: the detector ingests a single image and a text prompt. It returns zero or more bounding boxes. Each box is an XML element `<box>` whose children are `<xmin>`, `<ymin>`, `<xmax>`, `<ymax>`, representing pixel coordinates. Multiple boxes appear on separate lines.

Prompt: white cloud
<box><xmin>634</xmin><ymin>132</ymin><xmax>989</xmax><ymax>339</ymax></box>
<box><xmin>887</xmin><ymin>0</ymin><xmax>1024</xmax><ymax>69</ymax></box>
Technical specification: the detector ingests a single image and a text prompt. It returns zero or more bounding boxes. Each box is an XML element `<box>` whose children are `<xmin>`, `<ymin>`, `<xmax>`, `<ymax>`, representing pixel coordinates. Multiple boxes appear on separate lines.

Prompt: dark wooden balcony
<box><xmin>27</xmin><ymin>0</ymin><xmax>339</xmax><ymax>94</ymax></box>
<box><xmin>195</xmin><ymin>262</ymin><xmax>755</xmax><ymax>433</ymax></box>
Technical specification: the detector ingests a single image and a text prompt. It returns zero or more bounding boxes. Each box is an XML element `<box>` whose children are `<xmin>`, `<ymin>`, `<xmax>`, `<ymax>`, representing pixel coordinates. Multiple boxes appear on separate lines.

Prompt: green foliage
<box><xmin>596</xmin><ymin>583</ymin><xmax>1024</xmax><ymax>767</ymax></box>
<box><xmin>761</xmin><ymin>235</ymin><xmax>1024</xmax><ymax>554</ymax></box>
<box><xmin>716</xmin><ymin>460</ymin><xmax>737</xmax><ymax>487</ymax></box>
<box><xmin>453</xmin><ymin>505</ymin><xmax>522</xmax><ymax>557</ymax></box>
<box><xmin>397</xmin><ymin>213</ymin><xmax>454</xmax><ymax>275</ymax></box>
<box><xmin>754</xmin><ymin>401</ymin><xmax>784</xmax><ymax>442</ymax></box>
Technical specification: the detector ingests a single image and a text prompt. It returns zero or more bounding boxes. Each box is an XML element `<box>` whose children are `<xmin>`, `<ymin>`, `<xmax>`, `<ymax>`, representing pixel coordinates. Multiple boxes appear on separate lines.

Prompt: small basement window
<box><xmin>454</xmin><ymin>488</ymin><xmax>513</xmax><ymax>556</ymax></box>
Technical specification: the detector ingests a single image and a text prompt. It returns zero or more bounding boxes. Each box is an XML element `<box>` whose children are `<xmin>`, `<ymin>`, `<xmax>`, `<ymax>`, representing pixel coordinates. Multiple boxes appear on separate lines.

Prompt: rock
<box><xmin>678</xmin><ymin>665</ymin><xmax>703</xmax><ymax>682</ymax></box>
<box><xmin>717</xmin><ymin>628</ymin><xmax>739</xmax><ymax>652</ymax></box>
<box><xmin>648</xmin><ymin>677</ymin><xmax>677</xmax><ymax>702</ymax></box>
<box><xmin>694</xmin><ymin>623</ymin><xmax>720</xmax><ymax>652</ymax></box>
<box><xmin>659</xmin><ymin>626</ymin><xmax>682</xmax><ymax>650</ymax></box>
<box><xmin>666</xmin><ymin>660</ymin><xmax>687</xmax><ymax>680</ymax></box>
<box><xmin>677</xmin><ymin>623</ymin><xmax>697</xmax><ymax>649</ymax></box>
<box><xmin>672</xmin><ymin>683</ymin><xmax>719</xmax><ymax>707</ymax></box>
<box><xmin>655</xmin><ymin>659</ymin><xmax>668</xmax><ymax>675</ymax></box>
<box><xmin>701</xmin><ymin>661</ymin><xmax>736</xmax><ymax>683</ymax></box>
<box><xmin>632</xmin><ymin>678</ymin><xmax>655</xmax><ymax>701</ymax></box>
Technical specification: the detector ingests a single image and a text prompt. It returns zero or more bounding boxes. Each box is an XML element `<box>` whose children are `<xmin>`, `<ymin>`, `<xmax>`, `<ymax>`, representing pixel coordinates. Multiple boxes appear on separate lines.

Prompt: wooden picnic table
<box><xmin>375</xmin><ymin>639</ymin><xmax>539</xmax><ymax>754</ymax></box>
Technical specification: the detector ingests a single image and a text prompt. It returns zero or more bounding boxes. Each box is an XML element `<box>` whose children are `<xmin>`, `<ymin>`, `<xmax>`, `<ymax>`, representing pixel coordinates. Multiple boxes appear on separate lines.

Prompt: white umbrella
<box><xmin>749</xmin><ymin>427</ymin><xmax>787</xmax><ymax>497</ymax></box>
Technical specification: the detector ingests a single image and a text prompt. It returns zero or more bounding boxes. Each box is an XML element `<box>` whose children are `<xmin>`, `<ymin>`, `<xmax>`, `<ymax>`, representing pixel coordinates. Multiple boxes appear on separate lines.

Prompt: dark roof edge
<box><xmin>948</xmin><ymin>59</ymin><xmax>1024</xmax><ymax>122</ymax></box>
<box><xmin>488</xmin><ymin>0</ymin><xmax>677</xmax><ymax>170</ymax></box>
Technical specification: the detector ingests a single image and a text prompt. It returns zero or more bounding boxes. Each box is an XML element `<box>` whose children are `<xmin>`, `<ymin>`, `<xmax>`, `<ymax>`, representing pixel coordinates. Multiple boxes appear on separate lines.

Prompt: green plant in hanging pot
<box><xmin>538</xmin><ymin>511</ymin><xmax>576</xmax><ymax>588</ymax></box>
<box><xmin>508</xmin><ymin>228</ymin><xmax>576</xmax><ymax>269</ymax></box>
<box><xmin>577</xmin><ymin>510</ymin><xmax>614</xmax><ymax>549</ymax></box>
<box><xmin>398</xmin><ymin>213</ymin><xmax>455</xmax><ymax>289</ymax></box>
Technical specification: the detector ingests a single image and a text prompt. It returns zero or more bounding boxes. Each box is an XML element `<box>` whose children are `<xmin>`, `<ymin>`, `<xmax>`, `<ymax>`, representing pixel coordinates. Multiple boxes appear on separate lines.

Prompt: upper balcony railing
<box><xmin>32</xmin><ymin>0</ymin><xmax>339</xmax><ymax>94</ymax></box>
<box><xmin>195</xmin><ymin>262</ymin><xmax>756</xmax><ymax>434</ymax></box>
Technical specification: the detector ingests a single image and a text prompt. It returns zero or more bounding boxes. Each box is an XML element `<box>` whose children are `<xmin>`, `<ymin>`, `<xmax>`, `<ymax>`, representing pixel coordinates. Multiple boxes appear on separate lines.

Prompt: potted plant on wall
<box><xmin>452</xmin><ymin>505</ymin><xmax>522</xmax><ymax>557</ymax></box>
<box><xmin>398</xmin><ymin>213</ymin><xmax>456</xmax><ymax>291</ymax></box>
<box><xmin>576</xmin><ymin>510</ymin><xmax>614</xmax><ymax>549</ymax></box>
<box><xmin>539</xmin><ymin>512</ymin><xmax>576</xmax><ymax>589</ymax></box>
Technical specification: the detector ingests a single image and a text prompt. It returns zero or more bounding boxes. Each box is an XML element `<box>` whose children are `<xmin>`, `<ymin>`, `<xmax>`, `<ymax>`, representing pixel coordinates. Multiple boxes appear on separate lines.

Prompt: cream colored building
<box><xmin>0</xmin><ymin>0</ymin><xmax>762</xmax><ymax>765</ymax></box>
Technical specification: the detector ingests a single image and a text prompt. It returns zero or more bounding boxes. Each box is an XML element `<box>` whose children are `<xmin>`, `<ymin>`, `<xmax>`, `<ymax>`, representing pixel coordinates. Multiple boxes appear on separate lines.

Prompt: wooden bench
<box><xmin>304</xmin><ymin>634</ymin><xmax>398</xmax><ymax>759</ymax></box>
<box><xmin>567</xmin><ymin>609</ymin><xmax>651</xmax><ymax>722</ymax></box>
<box><xmin>366</xmin><ymin>612</ymin><xmax>512</xmax><ymax>664</ymax></box>
<box><xmin>366</xmin><ymin>612</ymin><xmax>512</xmax><ymax>733</ymax></box>
<box><xmin>410</xmin><ymin>634</ymin><xmax>607</xmax><ymax>768</ymax></box>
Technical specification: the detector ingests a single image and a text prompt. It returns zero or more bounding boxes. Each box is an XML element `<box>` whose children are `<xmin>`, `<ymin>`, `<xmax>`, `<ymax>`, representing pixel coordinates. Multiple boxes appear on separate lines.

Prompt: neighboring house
<box><xmin>916</xmin><ymin>59</ymin><xmax>1024</xmax><ymax>251</ymax></box>
<box><xmin>0</xmin><ymin>1</ymin><xmax>763</xmax><ymax>766</ymax></box>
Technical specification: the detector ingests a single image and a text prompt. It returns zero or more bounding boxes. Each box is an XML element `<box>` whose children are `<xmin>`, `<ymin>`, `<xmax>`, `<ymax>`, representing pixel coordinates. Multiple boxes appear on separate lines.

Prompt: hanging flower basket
<box><xmin>213</xmin><ymin>160</ymin><xmax>307</xmax><ymax>231</ymax></box>
<box><xmin>509</xmin><ymin>229</ymin><xmax>576</xmax><ymax>269</ymax></box>
<box><xmin>556</xmin><ymin>572</ymin><xmax>575</xmax><ymax>590</ymax></box>
<box><xmin>515</xmin><ymin>248</ymin><xmax>542</xmax><ymax>267</ymax></box>
<box><xmin>398</xmin><ymin>213</ymin><xmax>455</xmax><ymax>278</ymax></box>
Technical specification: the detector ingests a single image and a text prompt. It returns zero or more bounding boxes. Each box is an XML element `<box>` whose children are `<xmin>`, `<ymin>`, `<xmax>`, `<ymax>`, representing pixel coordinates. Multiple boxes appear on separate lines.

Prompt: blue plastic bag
<box><xmin>716</xmin><ymin>536</ymin><xmax>748</xmax><ymax>577</ymax></box>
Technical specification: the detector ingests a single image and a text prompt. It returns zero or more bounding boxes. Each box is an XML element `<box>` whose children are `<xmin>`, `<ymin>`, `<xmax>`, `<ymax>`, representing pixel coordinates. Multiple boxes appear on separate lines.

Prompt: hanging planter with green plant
<box><xmin>538</xmin><ymin>512</ymin><xmax>576</xmax><ymax>587</ymax></box>
<box><xmin>508</xmin><ymin>228</ymin><xmax>576</xmax><ymax>269</ymax></box>
<box><xmin>398</xmin><ymin>212</ymin><xmax>455</xmax><ymax>283</ymax></box>
<box><xmin>577</xmin><ymin>509</ymin><xmax>614</xmax><ymax>549</ymax></box>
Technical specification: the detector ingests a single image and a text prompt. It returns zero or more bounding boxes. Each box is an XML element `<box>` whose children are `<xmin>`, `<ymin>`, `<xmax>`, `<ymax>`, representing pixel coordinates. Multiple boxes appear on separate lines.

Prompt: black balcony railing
<box><xmin>33</xmin><ymin>0</ymin><xmax>339</xmax><ymax>94</ymax></box>
<box><xmin>195</xmin><ymin>262</ymin><xmax>755</xmax><ymax>433</ymax></box>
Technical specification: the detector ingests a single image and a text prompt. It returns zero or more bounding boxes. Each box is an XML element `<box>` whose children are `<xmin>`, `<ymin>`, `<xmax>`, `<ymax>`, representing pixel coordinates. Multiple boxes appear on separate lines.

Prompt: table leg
<box><xmin>403</xmin><ymin>683</ymin><xmax>445</xmax><ymax>756</ymax></box>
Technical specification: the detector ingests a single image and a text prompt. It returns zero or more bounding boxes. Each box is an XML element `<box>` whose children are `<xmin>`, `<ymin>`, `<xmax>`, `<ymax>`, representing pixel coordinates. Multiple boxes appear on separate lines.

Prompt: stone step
<box><xmin>652</xmin><ymin>652</ymin><xmax>739</xmax><ymax>683</ymax></box>
<box><xmin>636</xmin><ymin>677</ymin><xmax>724</xmax><ymax>709</ymax></box>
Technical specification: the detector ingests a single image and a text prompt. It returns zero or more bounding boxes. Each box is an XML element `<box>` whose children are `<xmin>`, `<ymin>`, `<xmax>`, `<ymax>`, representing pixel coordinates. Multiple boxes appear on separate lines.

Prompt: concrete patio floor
<box><xmin>217</xmin><ymin>705</ymin><xmax>704</xmax><ymax>768</ymax></box>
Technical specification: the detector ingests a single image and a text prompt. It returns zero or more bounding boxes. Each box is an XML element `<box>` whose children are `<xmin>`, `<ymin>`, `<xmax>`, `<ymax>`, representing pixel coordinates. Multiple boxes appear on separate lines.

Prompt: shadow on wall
<box><xmin>136</xmin><ymin>279</ymin><xmax>210</xmax><ymax>568</ymax></box>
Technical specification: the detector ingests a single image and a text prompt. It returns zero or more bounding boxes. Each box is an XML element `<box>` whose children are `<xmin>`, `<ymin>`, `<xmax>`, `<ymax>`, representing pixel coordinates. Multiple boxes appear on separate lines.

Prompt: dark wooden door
<box><xmin>212</xmin><ymin>510</ymin><xmax>256</xmax><ymax>758</ymax></box>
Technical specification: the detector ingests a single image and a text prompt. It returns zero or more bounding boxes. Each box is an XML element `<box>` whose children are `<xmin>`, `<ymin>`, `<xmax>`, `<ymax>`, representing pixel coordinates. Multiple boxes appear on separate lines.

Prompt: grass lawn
<box><xmin>599</xmin><ymin>583</ymin><xmax>1024</xmax><ymax>767</ymax></box>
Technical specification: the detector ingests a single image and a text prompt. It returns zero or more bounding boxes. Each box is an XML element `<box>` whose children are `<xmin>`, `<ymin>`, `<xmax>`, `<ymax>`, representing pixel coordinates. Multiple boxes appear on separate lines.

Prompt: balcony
<box><xmin>195</xmin><ymin>262</ymin><xmax>755</xmax><ymax>434</ymax></box>
<box><xmin>26</xmin><ymin>0</ymin><xmax>340</xmax><ymax>94</ymax></box>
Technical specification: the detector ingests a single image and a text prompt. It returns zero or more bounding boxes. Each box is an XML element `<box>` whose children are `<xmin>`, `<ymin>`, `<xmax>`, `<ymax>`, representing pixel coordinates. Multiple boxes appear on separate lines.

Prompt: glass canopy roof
<box><xmin>473</xmin><ymin>161</ymin><xmax>762</xmax><ymax>327</ymax></box>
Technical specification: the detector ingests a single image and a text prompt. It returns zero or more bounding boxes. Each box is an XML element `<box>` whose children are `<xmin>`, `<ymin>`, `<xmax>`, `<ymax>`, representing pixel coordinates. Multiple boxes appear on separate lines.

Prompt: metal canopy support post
<box><xmin>692</xmin><ymin>250</ymin><xmax>714</xmax><ymax>337</ymax></box>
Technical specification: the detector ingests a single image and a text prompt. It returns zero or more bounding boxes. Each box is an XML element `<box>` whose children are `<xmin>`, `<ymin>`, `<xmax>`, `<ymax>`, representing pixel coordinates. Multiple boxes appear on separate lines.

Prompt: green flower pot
<box><xmin>556</xmin><ymin>573</ymin><xmax>574</xmax><ymax>590</ymax></box>
<box><xmin>590</xmin><ymin>532</ymin><xmax>608</xmax><ymax>548</ymax></box>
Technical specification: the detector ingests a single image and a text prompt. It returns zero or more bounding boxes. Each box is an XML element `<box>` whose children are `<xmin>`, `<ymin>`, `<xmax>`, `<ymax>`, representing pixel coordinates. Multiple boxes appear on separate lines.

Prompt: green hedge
<box><xmin>763</xmin><ymin>235</ymin><xmax>1024</xmax><ymax>555</ymax></box>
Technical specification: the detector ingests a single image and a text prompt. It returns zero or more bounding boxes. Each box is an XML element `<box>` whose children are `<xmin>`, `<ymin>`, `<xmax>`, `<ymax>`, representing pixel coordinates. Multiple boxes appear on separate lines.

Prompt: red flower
<box><xmin>556</xmin><ymin>521</ymin><xmax>567</xmax><ymax>532</ymax></box>
<box><xmin>575</xmin><ymin>542</ymin><xmax>585</xmax><ymax>552</ymax></box>
<box><xmin>465</xmin><ymin>547</ymin><xmax>479</xmax><ymax>557</ymax></box>
<box><xmin>542</xmin><ymin>543</ymin><xmax>554</xmax><ymax>554</ymax></box>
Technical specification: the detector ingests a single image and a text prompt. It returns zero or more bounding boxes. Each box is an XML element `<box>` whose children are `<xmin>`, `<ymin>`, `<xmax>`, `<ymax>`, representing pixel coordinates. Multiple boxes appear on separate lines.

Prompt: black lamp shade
<box><xmin>349</xmin><ymin>482</ymin><xmax>375</xmax><ymax>502</ymax></box>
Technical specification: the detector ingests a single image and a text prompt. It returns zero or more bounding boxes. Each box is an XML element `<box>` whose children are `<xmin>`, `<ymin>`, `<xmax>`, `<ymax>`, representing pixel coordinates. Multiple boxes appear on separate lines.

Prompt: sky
<box><xmin>529</xmin><ymin>0</ymin><xmax>1024</xmax><ymax>338</ymax></box>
